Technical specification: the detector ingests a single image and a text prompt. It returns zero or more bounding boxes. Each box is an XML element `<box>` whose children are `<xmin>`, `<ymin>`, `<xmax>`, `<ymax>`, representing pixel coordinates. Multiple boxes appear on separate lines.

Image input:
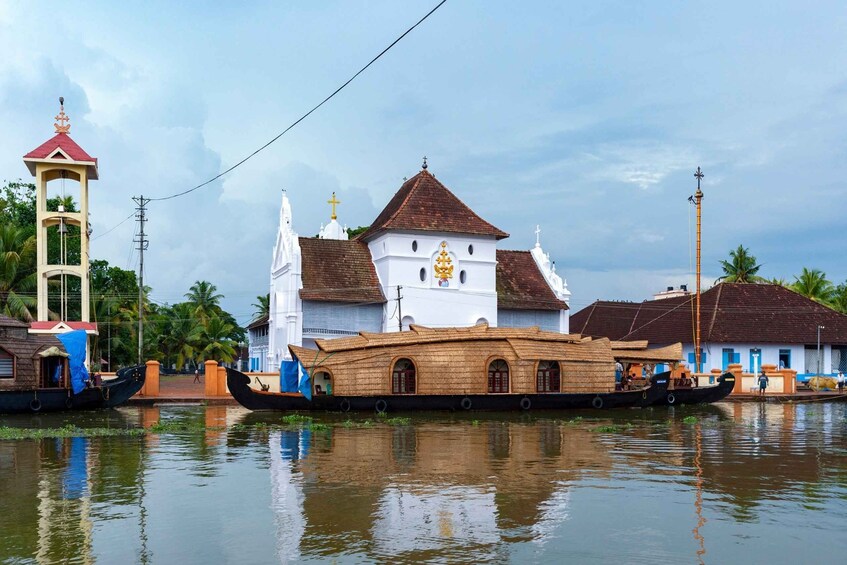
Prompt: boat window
<box><xmin>0</xmin><ymin>349</ymin><xmax>14</xmax><ymax>379</ymax></box>
<box><xmin>536</xmin><ymin>360</ymin><xmax>560</xmax><ymax>392</ymax></box>
<box><xmin>392</xmin><ymin>358</ymin><xmax>416</xmax><ymax>394</ymax></box>
<box><xmin>488</xmin><ymin>359</ymin><xmax>509</xmax><ymax>393</ymax></box>
<box><xmin>313</xmin><ymin>370</ymin><xmax>332</xmax><ymax>395</ymax></box>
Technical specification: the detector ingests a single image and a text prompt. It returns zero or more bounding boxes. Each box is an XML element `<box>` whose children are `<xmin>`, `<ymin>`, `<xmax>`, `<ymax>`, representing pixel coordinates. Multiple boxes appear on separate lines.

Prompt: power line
<box><xmin>148</xmin><ymin>0</ymin><xmax>448</xmax><ymax>203</ymax></box>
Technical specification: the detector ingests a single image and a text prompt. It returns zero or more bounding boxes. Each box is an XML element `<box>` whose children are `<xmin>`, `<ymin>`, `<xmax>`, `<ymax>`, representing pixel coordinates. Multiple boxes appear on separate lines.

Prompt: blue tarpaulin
<box><xmin>52</xmin><ymin>363</ymin><xmax>62</xmax><ymax>383</ymax></box>
<box><xmin>281</xmin><ymin>360</ymin><xmax>299</xmax><ymax>393</ymax></box>
<box><xmin>297</xmin><ymin>362</ymin><xmax>312</xmax><ymax>401</ymax></box>
<box><xmin>57</xmin><ymin>329</ymin><xmax>89</xmax><ymax>395</ymax></box>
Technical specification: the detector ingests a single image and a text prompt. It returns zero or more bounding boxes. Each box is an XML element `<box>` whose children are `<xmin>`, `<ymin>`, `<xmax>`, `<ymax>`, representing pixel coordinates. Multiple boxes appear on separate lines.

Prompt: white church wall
<box><xmin>302</xmin><ymin>301</ymin><xmax>383</xmax><ymax>334</ymax></box>
<box><xmin>498</xmin><ymin>309</ymin><xmax>561</xmax><ymax>332</ymax></box>
<box><xmin>368</xmin><ymin>231</ymin><xmax>498</xmax><ymax>330</ymax></box>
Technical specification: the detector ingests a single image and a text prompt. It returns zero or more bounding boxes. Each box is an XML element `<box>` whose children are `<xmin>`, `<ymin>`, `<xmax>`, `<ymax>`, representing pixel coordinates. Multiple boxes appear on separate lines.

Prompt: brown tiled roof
<box><xmin>356</xmin><ymin>170</ymin><xmax>508</xmax><ymax>241</ymax></box>
<box><xmin>571</xmin><ymin>283</ymin><xmax>847</xmax><ymax>345</ymax></box>
<box><xmin>0</xmin><ymin>315</ymin><xmax>29</xmax><ymax>328</ymax></box>
<box><xmin>496</xmin><ymin>250</ymin><xmax>568</xmax><ymax>311</ymax></box>
<box><xmin>299</xmin><ymin>238</ymin><xmax>386</xmax><ymax>304</ymax></box>
<box><xmin>247</xmin><ymin>314</ymin><xmax>268</xmax><ymax>330</ymax></box>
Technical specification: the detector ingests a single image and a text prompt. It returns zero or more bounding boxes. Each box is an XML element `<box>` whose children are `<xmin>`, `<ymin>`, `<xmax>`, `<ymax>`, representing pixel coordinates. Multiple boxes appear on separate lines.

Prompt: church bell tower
<box><xmin>23</xmin><ymin>98</ymin><xmax>98</xmax><ymax>336</ymax></box>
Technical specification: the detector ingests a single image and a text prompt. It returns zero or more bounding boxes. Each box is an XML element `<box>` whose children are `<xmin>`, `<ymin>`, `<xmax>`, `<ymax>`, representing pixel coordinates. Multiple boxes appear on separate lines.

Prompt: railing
<box><xmin>250</xmin><ymin>335</ymin><xmax>269</xmax><ymax>347</ymax></box>
<box><xmin>303</xmin><ymin>328</ymin><xmax>360</xmax><ymax>336</ymax></box>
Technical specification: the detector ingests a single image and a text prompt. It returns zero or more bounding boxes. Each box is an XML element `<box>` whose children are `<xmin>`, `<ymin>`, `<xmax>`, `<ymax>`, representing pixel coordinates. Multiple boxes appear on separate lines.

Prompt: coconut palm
<box><xmin>160</xmin><ymin>303</ymin><xmax>204</xmax><ymax>370</ymax></box>
<box><xmin>830</xmin><ymin>281</ymin><xmax>847</xmax><ymax>314</ymax></box>
<box><xmin>718</xmin><ymin>245</ymin><xmax>763</xmax><ymax>283</ymax></box>
<box><xmin>0</xmin><ymin>224</ymin><xmax>37</xmax><ymax>321</ymax></box>
<box><xmin>252</xmin><ymin>293</ymin><xmax>270</xmax><ymax>318</ymax></box>
<box><xmin>791</xmin><ymin>268</ymin><xmax>835</xmax><ymax>304</ymax></box>
<box><xmin>185</xmin><ymin>280</ymin><xmax>223</xmax><ymax>322</ymax></box>
<box><xmin>198</xmin><ymin>314</ymin><xmax>237</xmax><ymax>363</ymax></box>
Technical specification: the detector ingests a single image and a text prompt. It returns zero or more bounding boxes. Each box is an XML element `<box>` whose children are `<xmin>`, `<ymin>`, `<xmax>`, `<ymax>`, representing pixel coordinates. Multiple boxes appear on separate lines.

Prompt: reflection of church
<box><xmin>252</xmin><ymin>162</ymin><xmax>571</xmax><ymax>371</ymax></box>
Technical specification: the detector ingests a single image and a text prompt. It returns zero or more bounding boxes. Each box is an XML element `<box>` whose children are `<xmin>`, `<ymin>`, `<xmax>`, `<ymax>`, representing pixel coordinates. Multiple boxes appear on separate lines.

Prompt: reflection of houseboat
<box><xmin>610</xmin><ymin>341</ymin><xmax>735</xmax><ymax>406</ymax></box>
<box><xmin>0</xmin><ymin>320</ymin><xmax>145</xmax><ymax>413</ymax></box>
<box><xmin>228</xmin><ymin>324</ymin><xmax>674</xmax><ymax>412</ymax></box>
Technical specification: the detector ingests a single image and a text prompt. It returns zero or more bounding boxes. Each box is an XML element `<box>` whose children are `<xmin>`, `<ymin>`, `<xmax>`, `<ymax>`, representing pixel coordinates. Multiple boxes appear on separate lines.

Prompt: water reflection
<box><xmin>0</xmin><ymin>402</ymin><xmax>846</xmax><ymax>563</ymax></box>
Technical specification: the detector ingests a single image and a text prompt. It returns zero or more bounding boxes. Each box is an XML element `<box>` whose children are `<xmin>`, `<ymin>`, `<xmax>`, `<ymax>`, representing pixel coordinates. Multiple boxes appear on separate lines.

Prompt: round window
<box><xmin>412</xmin><ymin>240</ymin><xmax>418</xmax><ymax>252</ymax></box>
<box><xmin>419</xmin><ymin>267</ymin><xmax>426</xmax><ymax>282</ymax></box>
<box><xmin>468</xmin><ymin>244</ymin><xmax>474</xmax><ymax>255</ymax></box>
<box><xmin>460</xmin><ymin>270</ymin><xmax>467</xmax><ymax>284</ymax></box>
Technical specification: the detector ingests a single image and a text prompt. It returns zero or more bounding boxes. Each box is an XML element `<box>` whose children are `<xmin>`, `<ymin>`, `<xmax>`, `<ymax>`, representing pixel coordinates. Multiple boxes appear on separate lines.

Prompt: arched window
<box><xmin>313</xmin><ymin>370</ymin><xmax>332</xmax><ymax>395</ymax></box>
<box><xmin>536</xmin><ymin>361</ymin><xmax>560</xmax><ymax>393</ymax></box>
<box><xmin>392</xmin><ymin>358</ymin><xmax>416</xmax><ymax>394</ymax></box>
<box><xmin>488</xmin><ymin>359</ymin><xmax>509</xmax><ymax>393</ymax></box>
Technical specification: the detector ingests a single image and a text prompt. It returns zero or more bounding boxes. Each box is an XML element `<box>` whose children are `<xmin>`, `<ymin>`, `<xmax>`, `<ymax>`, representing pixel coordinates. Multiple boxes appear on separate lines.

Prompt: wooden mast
<box><xmin>694</xmin><ymin>167</ymin><xmax>704</xmax><ymax>373</ymax></box>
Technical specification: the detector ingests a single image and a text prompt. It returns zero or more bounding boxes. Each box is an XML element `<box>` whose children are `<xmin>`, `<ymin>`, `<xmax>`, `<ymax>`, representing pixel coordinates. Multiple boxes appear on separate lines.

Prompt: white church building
<box><xmin>249</xmin><ymin>164</ymin><xmax>570</xmax><ymax>372</ymax></box>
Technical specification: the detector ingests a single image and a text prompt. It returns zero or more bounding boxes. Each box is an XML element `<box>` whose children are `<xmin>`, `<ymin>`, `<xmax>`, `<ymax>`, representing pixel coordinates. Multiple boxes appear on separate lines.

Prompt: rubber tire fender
<box><xmin>592</xmin><ymin>396</ymin><xmax>604</xmax><ymax>409</ymax></box>
<box><xmin>520</xmin><ymin>397</ymin><xmax>531</xmax><ymax>410</ymax></box>
<box><xmin>340</xmin><ymin>398</ymin><xmax>351</xmax><ymax>412</ymax></box>
<box><xmin>30</xmin><ymin>398</ymin><xmax>42</xmax><ymax>413</ymax></box>
<box><xmin>460</xmin><ymin>397</ymin><xmax>472</xmax><ymax>410</ymax></box>
<box><xmin>375</xmin><ymin>399</ymin><xmax>388</xmax><ymax>414</ymax></box>
<box><xmin>667</xmin><ymin>393</ymin><xmax>676</xmax><ymax>405</ymax></box>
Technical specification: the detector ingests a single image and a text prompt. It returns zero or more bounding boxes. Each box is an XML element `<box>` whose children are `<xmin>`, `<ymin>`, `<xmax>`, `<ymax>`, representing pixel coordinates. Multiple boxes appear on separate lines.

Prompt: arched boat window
<box><xmin>488</xmin><ymin>359</ymin><xmax>509</xmax><ymax>393</ymax></box>
<box><xmin>314</xmin><ymin>370</ymin><xmax>332</xmax><ymax>396</ymax></box>
<box><xmin>536</xmin><ymin>360</ymin><xmax>560</xmax><ymax>393</ymax></box>
<box><xmin>392</xmin><ymin>358</ymin><xmax>416</xmax><ymax>394</ymax></box>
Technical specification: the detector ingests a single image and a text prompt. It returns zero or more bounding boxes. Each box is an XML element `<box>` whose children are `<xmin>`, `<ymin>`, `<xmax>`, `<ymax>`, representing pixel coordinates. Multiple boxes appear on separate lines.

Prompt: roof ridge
<box><xmin>383</xmin><ymin>172</ymin><xmax>425</xmax><ymax>229</ymax></box>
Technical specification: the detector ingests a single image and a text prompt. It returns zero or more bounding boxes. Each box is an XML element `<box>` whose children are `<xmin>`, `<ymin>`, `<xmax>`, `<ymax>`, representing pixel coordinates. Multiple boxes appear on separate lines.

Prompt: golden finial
<box><xmin>327</xmin><ymin>192</ymin><xmax>341</xmax><ymax>220</ymax></box>
<box><xmin>54</xmin><ymin>96</ymin><xmax>70</xmax><ymax>133</ymax></box>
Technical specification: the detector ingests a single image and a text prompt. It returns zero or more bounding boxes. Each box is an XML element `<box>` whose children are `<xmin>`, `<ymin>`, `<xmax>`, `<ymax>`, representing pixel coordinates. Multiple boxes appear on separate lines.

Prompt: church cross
<box><xmin>694</xmin><ymin>166</ymin><xmax>704</xmax><ymax>190</ymax></box>
<box><xmin>54</xmin><ymin>96</ymin><xmax>70</xmax><ymax>133</ymax></box>
<box><xmin>535</xmin><ymin>225</ymin><xmax>541</xmax><ymax>247</ymax></box>
<box><xmin>327</xmin><ymin>192</ymin><xmax>341</xmax><ymax>220</ymax></box>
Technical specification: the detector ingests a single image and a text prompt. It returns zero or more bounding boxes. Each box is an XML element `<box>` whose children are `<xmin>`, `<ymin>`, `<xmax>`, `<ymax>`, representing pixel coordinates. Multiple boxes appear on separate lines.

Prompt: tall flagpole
<box><xmin>694</xmin><ymin>167</ymin><xmax>704</xmax><ymax>373</ymax></box>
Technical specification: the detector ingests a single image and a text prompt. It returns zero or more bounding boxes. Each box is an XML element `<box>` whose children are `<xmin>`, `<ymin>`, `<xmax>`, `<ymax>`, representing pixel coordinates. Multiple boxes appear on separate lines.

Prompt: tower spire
<box><xmin>54</xmin><ymin>96</ymin><xmax>70</xmax><ymax>133</ymax></box>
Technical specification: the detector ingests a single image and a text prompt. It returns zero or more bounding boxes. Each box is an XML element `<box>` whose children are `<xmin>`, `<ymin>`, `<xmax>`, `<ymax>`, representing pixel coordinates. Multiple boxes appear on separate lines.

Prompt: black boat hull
<box><xmin>226</xmin><ymin>368</ymin><xmax>670</xmax><ymax>412</ymax></box>
<box><xmin>0</xmin><ymin>365</ymin><xmax>146</xmax><ymax>414</ymax></box>
<box><xmin>652</xmin><ymin>372</ymin><xmax>735</xmax><ymax>406</ymax></box>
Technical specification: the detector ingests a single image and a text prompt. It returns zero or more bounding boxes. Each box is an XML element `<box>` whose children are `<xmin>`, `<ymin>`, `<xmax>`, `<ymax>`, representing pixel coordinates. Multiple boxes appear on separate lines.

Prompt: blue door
<box><xmin>722</xmin><ymin>348</ymin><xmax>735</xmax><ymax>371</ymax></box>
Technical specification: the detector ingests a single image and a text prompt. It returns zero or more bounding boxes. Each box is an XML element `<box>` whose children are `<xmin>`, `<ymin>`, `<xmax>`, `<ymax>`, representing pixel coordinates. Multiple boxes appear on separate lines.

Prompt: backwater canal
<box><xmin>1</xmin><ymin>402</ymin><xmax>846</xmax><ymax>564</ymax></box>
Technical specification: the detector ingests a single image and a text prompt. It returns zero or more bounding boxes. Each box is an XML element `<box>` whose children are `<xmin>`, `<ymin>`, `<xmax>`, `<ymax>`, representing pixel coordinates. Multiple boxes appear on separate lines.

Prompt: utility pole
<box><xmin>692</xmin><ymin>167</ymin><xmax>704</xmax><ymax>374</ymax></box>
<box><xmin>396</xmin><ymin>285</ymin><xmax>403</xmax><ymax>331</ymax></box>
<box><xmin>132</xmin><ymin>196</ymin><xmax>150</xmax><ymax>365</ymax></box>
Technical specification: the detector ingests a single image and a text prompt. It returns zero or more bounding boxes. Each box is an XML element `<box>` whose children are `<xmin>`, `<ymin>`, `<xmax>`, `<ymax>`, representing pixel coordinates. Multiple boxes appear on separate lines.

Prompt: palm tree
<box><xmin>0</xmin><ymin>224</ymin><xmax>37</xmax><ymax>321</ymax></box>
<box><xmin>718</xmin><ymin>245</ymin><xmax>763</xmax><ymax>283</ymax></box>
<box><xmin>252</xmin><ymin>293</ymin><xmax>270</xmax><ymax>319</ymax></box>
<box><xmin>791</xmin><ymin>268</ymin><xmax>835</xmax><ymax>304</ymax></box>
<box><xmin>184</xmin><ymin>280</ymin><xmax>223</xmax><ymax>323</ymax></box>
<box><xmin>160</xmin><ymin>303</ymin><xmax>204</xmax><ymax>370</ymax></box>
<box><xmin>830</xmin><ymin>281</ymin><xmax>847</xmax><ymax>314</ymax></box>
<box><xmin>198</xmin><ymin>314</ymin><xmax>237</xmax><ymax>363</ymax></box>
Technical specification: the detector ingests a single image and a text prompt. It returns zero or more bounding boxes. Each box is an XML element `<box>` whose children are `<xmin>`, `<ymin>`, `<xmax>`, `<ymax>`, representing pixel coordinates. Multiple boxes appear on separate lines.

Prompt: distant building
<box><xmin>251</xmin><ymin>164</ymin><xmax>571</xmax><ymax>370</ymax></box>
<box><xmin>652</xmin><ymin>285</ymin><xmax>691</xmax><ymax>301</ymax></box>
<box><xmin>571</xmin><ymin>283</ymin><xmax>847</xmax><ymax>376</ymax></box>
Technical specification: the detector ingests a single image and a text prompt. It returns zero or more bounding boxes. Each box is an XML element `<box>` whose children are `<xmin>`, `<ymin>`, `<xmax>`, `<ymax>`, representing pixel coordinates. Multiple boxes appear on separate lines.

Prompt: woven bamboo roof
<box><xmin>312</xmin><ymin>323</ymin><xmax>584</xmax><ymax>353</ymax></box>
<box><xmin>611</xmin><ymin>342</ymin><xmax>683</xmax><ymax>363</ymax></box>
<box><xmin>508</xmin><ymin>337</ymin><xmax>612</xmax><ymax>363</ymax></box>
<box><xmin>609</xmin><ymin>340</ymin><xmax>649</xmax><ymax>350</ymax></box>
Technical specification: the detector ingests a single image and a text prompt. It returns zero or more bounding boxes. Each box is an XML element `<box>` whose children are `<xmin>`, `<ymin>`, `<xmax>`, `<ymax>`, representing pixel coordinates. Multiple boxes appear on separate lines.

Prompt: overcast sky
<box><xmin>1</xmin><ymin>0</ymin><xmax>845</xmax><ymax>325</ymax></box>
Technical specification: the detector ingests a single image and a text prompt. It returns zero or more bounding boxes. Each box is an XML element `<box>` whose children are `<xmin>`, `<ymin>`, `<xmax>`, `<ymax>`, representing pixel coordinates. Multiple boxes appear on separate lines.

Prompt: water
<box><xmin>1</xmin><ymin>402</ymin><xmax>846</xmax><ymax>564</ymax></box>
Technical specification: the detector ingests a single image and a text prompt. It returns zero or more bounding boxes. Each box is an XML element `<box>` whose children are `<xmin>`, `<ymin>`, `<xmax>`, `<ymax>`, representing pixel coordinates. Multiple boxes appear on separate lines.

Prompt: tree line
<box><xmin>719</xmin><ymin>244</ymin><xmax>847</xmax><ymax>313</ymax></box>
<box><xmin>1</xmin><ymin>181</ymin><xmax>245</xmax><ymax>370</ymax></box>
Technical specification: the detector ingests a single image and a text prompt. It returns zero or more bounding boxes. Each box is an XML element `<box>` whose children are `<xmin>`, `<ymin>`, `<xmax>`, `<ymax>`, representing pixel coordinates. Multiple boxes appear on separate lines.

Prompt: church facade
<box><xmin>251</xmin><ymin>165</ymin><xmax>570</xmax><ymax>371</ymax></box>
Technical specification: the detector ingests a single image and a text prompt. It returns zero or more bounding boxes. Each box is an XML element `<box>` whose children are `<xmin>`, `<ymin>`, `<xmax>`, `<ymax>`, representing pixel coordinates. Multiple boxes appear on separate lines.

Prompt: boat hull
<box><xmin>227</xmin><ymin>368</ymin><xmax>669</xmax><ymax>412</ymax></box>
<box><xmin>0</xmin><ymin>365</ymin><xmax>146</xmax><ymax>414</ymax></box>
<box><xmin>652</xmin><ymin>372</ymin><xmax>735</xmax><ymax>406</ymax></box>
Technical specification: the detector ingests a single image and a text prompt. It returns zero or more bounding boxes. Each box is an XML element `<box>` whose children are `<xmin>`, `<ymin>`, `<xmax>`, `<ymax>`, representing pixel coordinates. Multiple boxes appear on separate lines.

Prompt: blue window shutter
<box><xmin>734</xmin><ymin>353</ymin><xmax>740</xmax><ymax>364</ymax></box>
<box><xmin>688</xmin><ymin>352</ymin><xmax>695</xmax><ymax>365</ymax></box>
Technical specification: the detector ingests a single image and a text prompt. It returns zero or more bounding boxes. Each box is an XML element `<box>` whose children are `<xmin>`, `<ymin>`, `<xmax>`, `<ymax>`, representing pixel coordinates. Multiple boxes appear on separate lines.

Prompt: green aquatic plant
<box><xmin>280</xmin><ymin>414</ymin><xmax>313</xmax><ymax>425</ymax></box>
<box><xmin>471</xmin><ymin>420</ymin><xmax>480</xmax><ymax>426</ymax></box>
<box><xmin>382</xmin><ymin>416</ymin><xmax>411</xmax><ymax>426</ymax></box>
<box><xmin>683</xmin><ymin>416</ymin><xmax>698</xmax><ymax>424</ymax></box>
<box><xmin>0</xmin><ymin>425</ymin><xmax>144</xmax><ymax>440</ymax></box>
<box><xmin>307</xmin><ymin>423</ymin><xmax>331</xmax><ymax>432</ymax></box>
<box><xmin>592</xmin><ymin>425</ymin><xmax>621</xmax><ymax>433</ymax></box>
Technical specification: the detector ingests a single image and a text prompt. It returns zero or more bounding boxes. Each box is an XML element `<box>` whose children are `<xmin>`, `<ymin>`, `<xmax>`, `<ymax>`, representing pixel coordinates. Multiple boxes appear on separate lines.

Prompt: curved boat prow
<box><xmin>102</xmin><ymin>364</ymin><xmax>147</xmax><ymax>408</ymax></box>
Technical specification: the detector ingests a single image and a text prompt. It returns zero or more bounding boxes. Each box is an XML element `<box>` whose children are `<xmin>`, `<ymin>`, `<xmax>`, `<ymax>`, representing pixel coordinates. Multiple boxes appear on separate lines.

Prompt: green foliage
<box><xmin>832</xmin><ymin>281</ymin><xmax>847</xmax><ymax>315</ymax></box>
<box><xmin>791</xmin><ymin>268</ymin><xmax>835</xmax><ymax>304</ymax></box>
<box><xmin>683</xmin><ymin>416</ymin><xmax>698</xmax><ymax>424</ymax></box>
<box><xmin>0</xmin><ymin>223</ymin><xmax>37</xmax><ymax>321</ymax></box>
<box><xmin>591</xmin><ymin>424</ymin><xmax>621</xmax><ymax>433</ymax></box>
<box><xmin>253</xmin><ymin>293</ymin><xmax>270</xmax><ymax>319</ymax></box>
<box><xmin>719</xmin><ymin>245</ymin><xmax>763</xmax><ymax>283</ymax></box>
<box><xmin>346</xmin><ymin>225</ymin><xmax>370</xmax><ymax>238</ymax></box>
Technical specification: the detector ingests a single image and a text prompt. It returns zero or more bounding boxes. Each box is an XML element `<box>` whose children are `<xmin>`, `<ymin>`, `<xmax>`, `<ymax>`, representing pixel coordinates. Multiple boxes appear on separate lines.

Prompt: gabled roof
<box><xmin>496</xmin><ymin>250</ymin><xmax>568</xmax><ymax>311</ymax></box>
<box><xmin>247</xmin><ymin>314</ymin><xmax>269</xmax><ymax>330</ymax></box>
<box><xmin>571</xmin><ymin>283</ymin><xmax>847</xmax><ymax>345</ymax></box>
<box><xmin>23</xmin><ymin>133</ymin><xmax>98</xmax><ymax>179</ymax></box>
<box><xmin>0</xmin><ymin>314</ymin><xmax>29</xmax><ymax>329</ymax></box>
<box><xmin>298</xmin><ymin>238</ymin><xmax>386</xmax><ymax>304</ymax></box>
<box><xmin>356</xmin><ymin>170</ymin><xmax>508</xmax><ymax>241</ymax></box>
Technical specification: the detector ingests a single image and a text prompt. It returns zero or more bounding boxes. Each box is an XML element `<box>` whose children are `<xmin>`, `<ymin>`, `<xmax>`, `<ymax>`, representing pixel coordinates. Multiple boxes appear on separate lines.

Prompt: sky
<box><xmin>1</xmin><ymin>0</ymin><xmax>845</xmax><ymax>325</ymax></box>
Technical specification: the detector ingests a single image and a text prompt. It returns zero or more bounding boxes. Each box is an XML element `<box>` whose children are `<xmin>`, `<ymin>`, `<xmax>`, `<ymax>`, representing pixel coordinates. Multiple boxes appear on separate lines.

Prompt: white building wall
<box><xmin>682</xmin><ymin>343</ymin><xmax>832</xmax><ymax>374</ymax></box>
<box><xmin>368</xmin><ymin>231</ymin><xmax>498</xmax><ymax>330</ymax></box>
<box><xmin>267</xmin><ymin>193</ymin><xmax>304</xmax><ymax>368</ymax></box>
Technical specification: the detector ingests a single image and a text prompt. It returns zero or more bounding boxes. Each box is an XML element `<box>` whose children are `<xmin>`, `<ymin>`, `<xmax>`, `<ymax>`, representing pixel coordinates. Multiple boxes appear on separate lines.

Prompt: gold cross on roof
<box><xmin>327</xmin><ymin>192</ymin><xmax>341</xmax><ymax>220</ymax></box>
<box><xmin>54</xmin><ymin>96</ymin><xmax>70</xmax><ymax>133</ymax></box>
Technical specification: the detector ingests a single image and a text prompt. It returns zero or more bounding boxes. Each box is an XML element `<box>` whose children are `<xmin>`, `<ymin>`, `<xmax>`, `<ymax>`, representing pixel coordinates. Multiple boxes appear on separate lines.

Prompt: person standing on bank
<box><xmin>758</xmin><ymin>369</ymin><xmax>769</xmax><ymax>397</ymax></box>
<box><xmin>838</xmin><ymin>372</ymin><xmax>845</xmax><ymax>392</ymax></box>
<box><xmin>194</xmin><ymin>367</ymin><xmax>201</xmax><ymax>384</ymax></box>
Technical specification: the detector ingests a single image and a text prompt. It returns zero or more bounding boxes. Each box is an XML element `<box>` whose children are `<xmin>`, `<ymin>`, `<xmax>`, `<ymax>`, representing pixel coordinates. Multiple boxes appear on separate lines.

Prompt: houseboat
<box><xmin>227</xmin><ymin>324</ymin><xmax>678</xmax><ymax>412</ymax></box>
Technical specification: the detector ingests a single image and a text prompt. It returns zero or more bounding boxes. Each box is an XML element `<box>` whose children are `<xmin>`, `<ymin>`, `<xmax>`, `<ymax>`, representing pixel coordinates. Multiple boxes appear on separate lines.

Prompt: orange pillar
<box><xmin>780</xmin><ymin>368</ymin><xmax>797</xmax><ymax>394</ymax></box>
<box><xmin>143</xmin><ymin>360</ymin><xmax>160</xmax><ymax>397</ymax></box>
<box><xmin>728</xmin><ymin>363</ymin><xmax>743</xmax><ymax>394</ymax></box>
<box><xmin>204</xmin><ymin>360</ymin><xmax>218</xmax><ymax>397</ymax></box>
<box><xmin>217</xmin><ymin>366</ymin><xmax>228</xmax><ymax>396</ymax></box>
